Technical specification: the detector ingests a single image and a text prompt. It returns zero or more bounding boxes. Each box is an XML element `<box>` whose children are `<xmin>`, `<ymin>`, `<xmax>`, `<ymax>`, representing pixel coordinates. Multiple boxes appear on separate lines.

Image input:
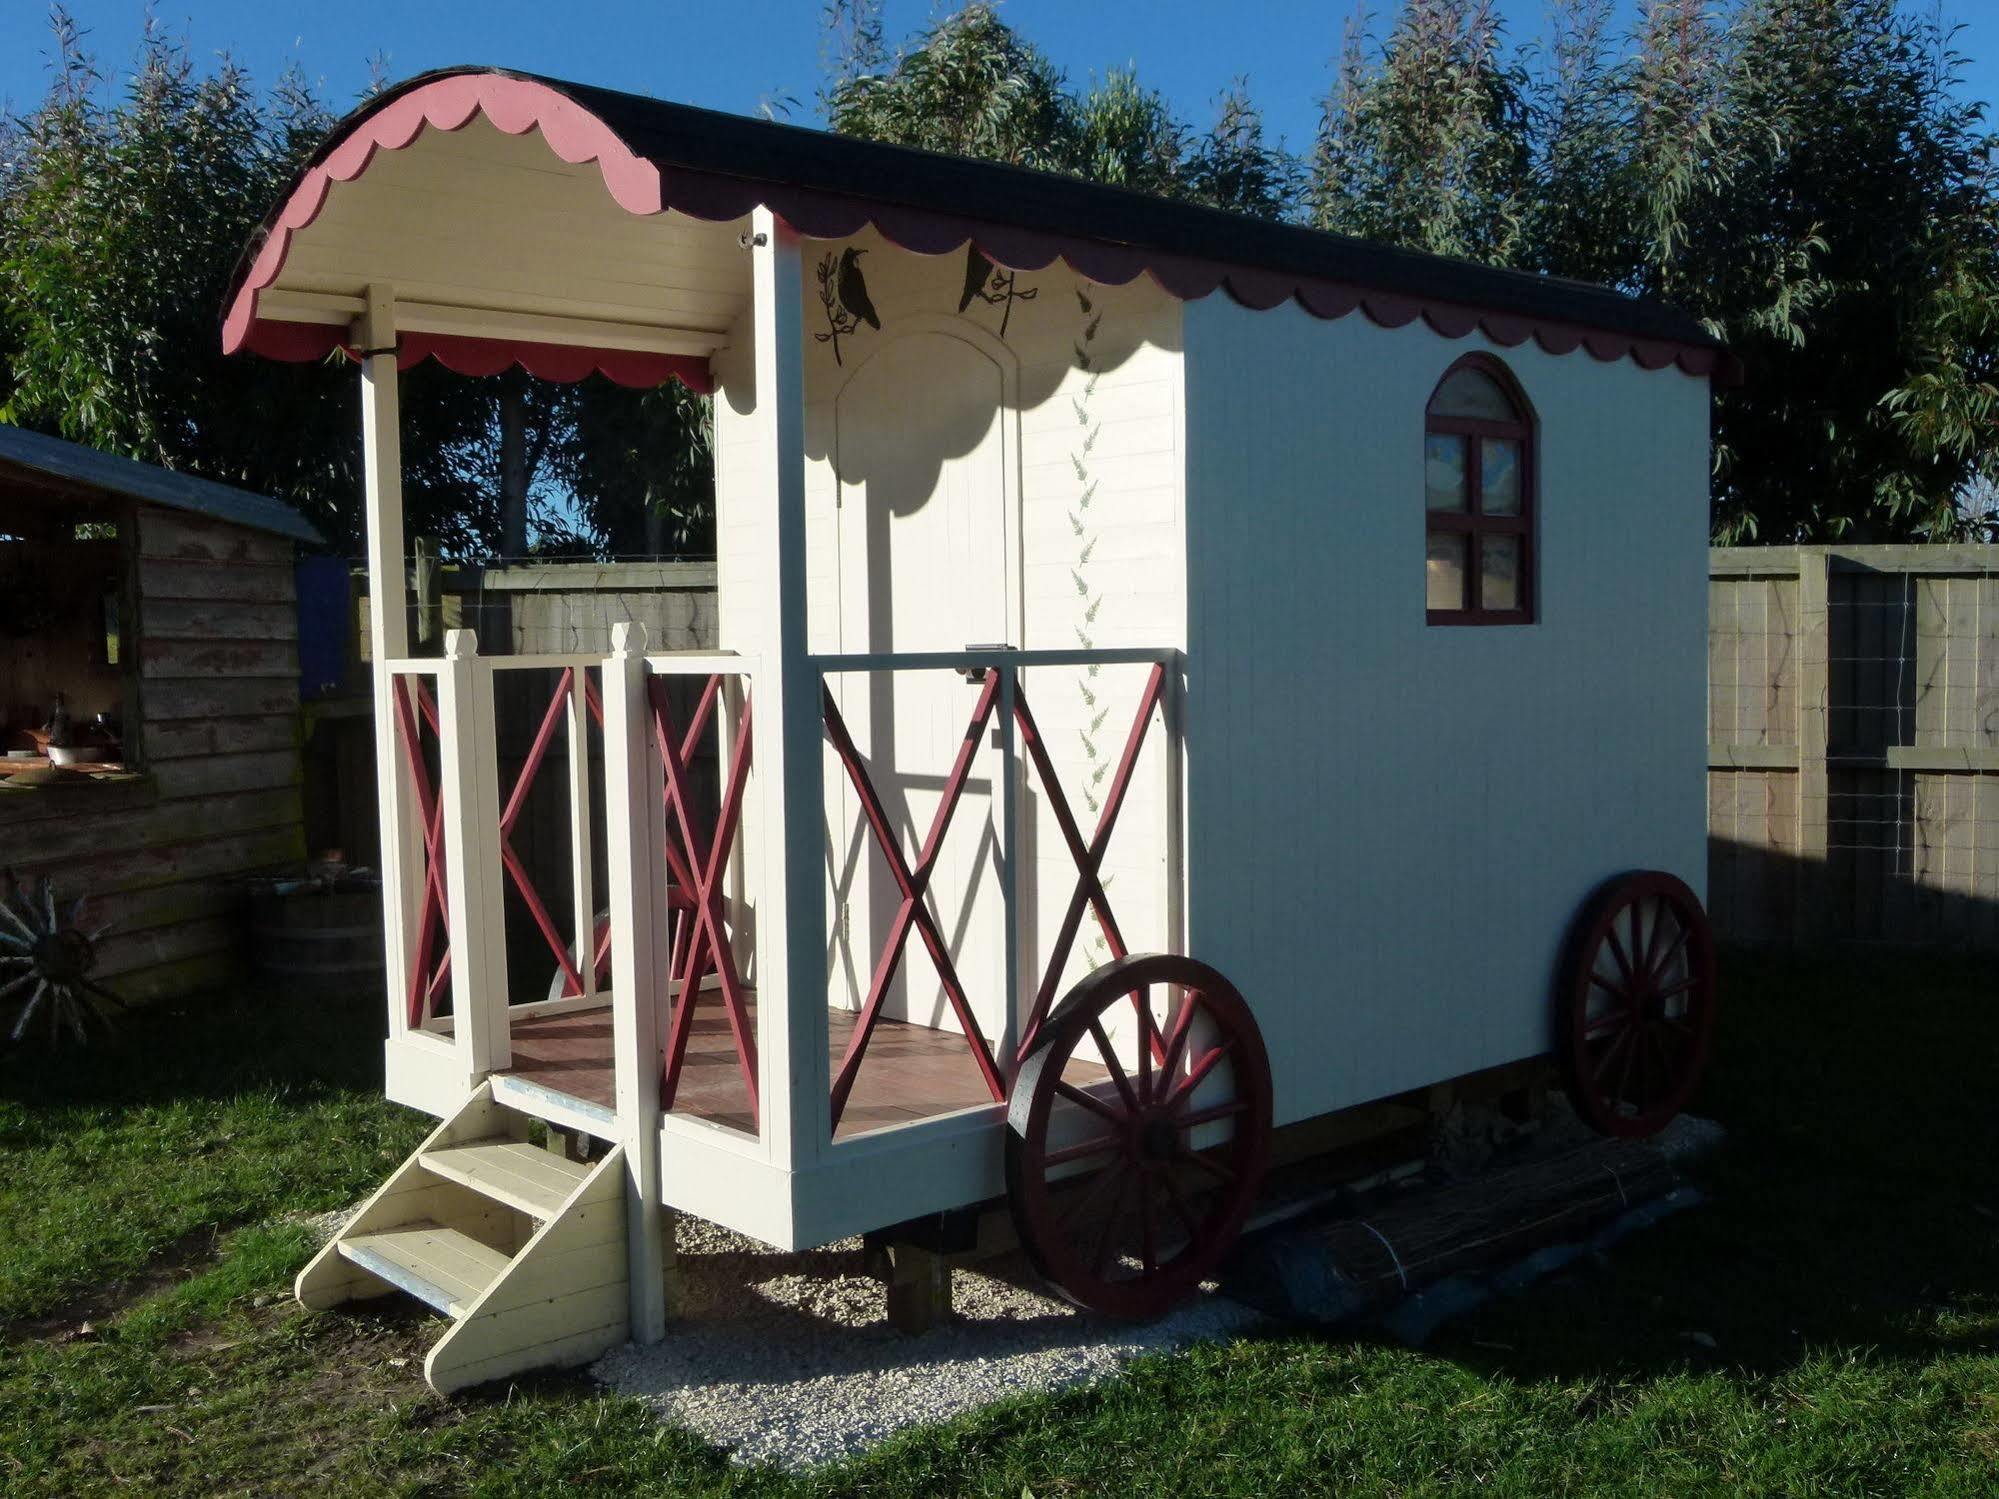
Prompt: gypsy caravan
<box><xmin>221</xmin><ymin>69</ymin><xmax>1729</xmax><ymax>1392</ymax></box>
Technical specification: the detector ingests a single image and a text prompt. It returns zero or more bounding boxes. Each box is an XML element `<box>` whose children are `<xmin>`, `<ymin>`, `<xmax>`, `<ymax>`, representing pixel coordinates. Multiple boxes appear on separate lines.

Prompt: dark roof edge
<box><xmin>0</xmin><ymin>424</ymin><xmax>322</xmax><ymax>546</ymax></box>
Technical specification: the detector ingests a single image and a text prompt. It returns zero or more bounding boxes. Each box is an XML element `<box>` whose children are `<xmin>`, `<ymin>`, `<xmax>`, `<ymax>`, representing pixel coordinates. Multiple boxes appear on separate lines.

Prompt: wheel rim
<box><xmin>1558</xmin><ymin>871</ymin><xmax>1716</xmax><ymax>1138</ymax></box>
<box><xmin>1006</xmin><ymin>954</ymin><xmax>1272</xmax><ymax>1319</ymax></box>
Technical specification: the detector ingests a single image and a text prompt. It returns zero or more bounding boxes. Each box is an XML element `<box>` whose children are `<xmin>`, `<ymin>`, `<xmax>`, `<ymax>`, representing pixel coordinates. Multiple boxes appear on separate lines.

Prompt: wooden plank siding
<box><xmin>1707</xmin><ymin>545</ymin><xmax>1999</xmax><ymax>947</ymax></box>
<box><xmin>0</xmin><ymin>503</ymin><xmax>307</xmax><ymax>998</ymax></box>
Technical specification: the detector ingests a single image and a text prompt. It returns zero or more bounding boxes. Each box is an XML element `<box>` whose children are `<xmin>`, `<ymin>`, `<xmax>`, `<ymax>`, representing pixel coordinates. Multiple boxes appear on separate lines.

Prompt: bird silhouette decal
<box><xmin>956</xmin><ymin>245</ymin><xmax>1037</xmax><ymax>336</ymax></box>
<box><xmin>837</xmin><ymin>248</ymin><xmax>880</xmax><ymax>331</ymax></box>
<box><xmin>813</xmin><ymin>247</ymin><xmax>879</xmax><ymax>365</ymax></box>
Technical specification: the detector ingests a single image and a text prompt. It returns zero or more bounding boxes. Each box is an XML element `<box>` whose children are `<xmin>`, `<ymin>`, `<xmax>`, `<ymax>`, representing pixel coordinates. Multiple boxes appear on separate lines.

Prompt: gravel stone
<box><xmin>592</xmin><ymin>1214</ymin><xmax>1261</xmax><ymax>1468</ymax></box>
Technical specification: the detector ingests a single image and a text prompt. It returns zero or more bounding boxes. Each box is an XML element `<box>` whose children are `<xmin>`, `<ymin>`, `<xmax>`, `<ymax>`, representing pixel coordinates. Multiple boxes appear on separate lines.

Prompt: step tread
<box><xmin>420</xmin><ymin>1138</ymin><xmax>592</xmax><ymax>1219</ymax></box>
<box><xmin>339</xmin><ymin>1223</ymin><xmax>512</xmax><ymax>1318</ymax></box>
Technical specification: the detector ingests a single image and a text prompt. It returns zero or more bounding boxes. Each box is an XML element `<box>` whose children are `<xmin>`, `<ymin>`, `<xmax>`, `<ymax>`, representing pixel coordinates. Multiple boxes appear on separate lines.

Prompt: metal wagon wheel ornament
<box><xmin>1007</xmin><ymin>954</ymin><xmax>1272</xmax><ymax>1319</ymax></box>
<box><xmin>1556</xmin><ymin>870</ymin><xmax>1716</xmax><ymax>1139</ymax></box>
<box><xmin>0</xmin><ymin>873</ymin><xmax>123</xmax><ymax>1046</ymax></box>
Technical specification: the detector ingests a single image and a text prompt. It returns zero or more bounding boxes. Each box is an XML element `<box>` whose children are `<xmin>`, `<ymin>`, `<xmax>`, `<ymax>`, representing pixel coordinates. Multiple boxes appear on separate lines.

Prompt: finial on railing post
<box><xmin>610</xmin><ymin>621</ymin><xmax>650</xmax><ymax>660</ymax></box>
<box><xmin>443</xmin><ymin>626</ymin><xmax>479</xmax><ymax>662</ymax></box>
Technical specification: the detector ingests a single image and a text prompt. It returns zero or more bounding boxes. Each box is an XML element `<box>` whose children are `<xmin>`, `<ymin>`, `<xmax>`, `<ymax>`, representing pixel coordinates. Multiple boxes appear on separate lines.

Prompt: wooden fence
<box><xmin>1708</xmin><ymin>545</ymin><xmax>1999</xmax><ymax>947</ymax></box>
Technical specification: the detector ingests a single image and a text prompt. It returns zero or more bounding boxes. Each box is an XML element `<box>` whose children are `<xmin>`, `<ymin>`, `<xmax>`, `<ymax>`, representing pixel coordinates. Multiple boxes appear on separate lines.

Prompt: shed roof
<box><xmin>0</xmin><ymin>424</ymin><xmax>322</xmax><ymax>545</ymax></box>
<box><xmin>224</xmin><ymin>68</ymin><xmax>1733</xmax><ymax>386</ymax></box>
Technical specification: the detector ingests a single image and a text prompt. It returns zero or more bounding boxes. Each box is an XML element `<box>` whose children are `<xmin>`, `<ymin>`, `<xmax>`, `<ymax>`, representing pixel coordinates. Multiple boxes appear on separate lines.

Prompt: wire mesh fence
<box><xmin>1709</xmin><ymin>545</ymin><xmax>1999</xmax><ymax>946</ymax></box>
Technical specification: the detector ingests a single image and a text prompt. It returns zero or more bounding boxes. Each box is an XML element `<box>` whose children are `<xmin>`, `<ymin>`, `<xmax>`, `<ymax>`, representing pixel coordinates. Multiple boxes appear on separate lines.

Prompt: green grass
<box><xmin>2</xmin><ymin>948</ymin><xmax>1996</xmax><ymax>1496</ymax></box>
<box><xmin>0</xmin><ymin>989</ymin><xmax>428</xmax><ymax>1329</ymax></box>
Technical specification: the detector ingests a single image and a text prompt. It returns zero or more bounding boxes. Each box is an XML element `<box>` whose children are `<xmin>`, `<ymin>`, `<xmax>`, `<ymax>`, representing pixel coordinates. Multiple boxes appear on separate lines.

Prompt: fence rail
<box><xmin>1708</xmin><ymin>544</ymin><xmax>1999</xmax><ymax>947</ymax></box>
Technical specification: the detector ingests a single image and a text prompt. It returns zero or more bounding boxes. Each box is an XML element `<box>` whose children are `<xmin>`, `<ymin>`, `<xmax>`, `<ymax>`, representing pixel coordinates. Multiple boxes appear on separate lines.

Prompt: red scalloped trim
<box><xmin>239</xmin><ymin>317</ymin><xmax>712</xmax><ymax>392</ymax></box>
<box><xmin>225</xmin><ymin>72</ymin><xmax>1732</xmax><ymax>387</ymax></box>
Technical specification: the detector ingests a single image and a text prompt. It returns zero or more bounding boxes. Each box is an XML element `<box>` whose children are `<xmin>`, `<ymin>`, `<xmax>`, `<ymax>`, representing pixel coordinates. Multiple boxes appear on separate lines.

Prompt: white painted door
<box><xmin>833</xmin><ymin>329</ymin><xmax>1014</xmax><ymax>1044</ymax></box>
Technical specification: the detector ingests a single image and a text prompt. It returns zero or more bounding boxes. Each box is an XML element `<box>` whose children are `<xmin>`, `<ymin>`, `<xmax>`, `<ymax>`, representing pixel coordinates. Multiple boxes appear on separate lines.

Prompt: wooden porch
<box><xmin>505</xmin><ymin>999</ymin><xmax>1031</xmax><ymax>1140</ymax></box>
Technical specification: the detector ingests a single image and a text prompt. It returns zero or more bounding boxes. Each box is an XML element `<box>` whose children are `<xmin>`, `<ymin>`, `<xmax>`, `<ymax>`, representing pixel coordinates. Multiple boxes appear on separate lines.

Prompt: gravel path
<box><xmin>592</xmin><ymin>1215</ymin><xmax>1261</xmax><ymax>1468</ymax></box>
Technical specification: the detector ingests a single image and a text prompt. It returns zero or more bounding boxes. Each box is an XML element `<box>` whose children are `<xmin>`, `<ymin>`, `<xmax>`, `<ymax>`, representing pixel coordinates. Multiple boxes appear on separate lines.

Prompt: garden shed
<box><xmin>221</xmin><ymin>67</ymin><xmax>1731</xmax><ymax>1392</ymax></box>
<box><xmin>0</xmin><ymin>425</ymin><xmax>320</xmax><ymax>1003</ymax></box>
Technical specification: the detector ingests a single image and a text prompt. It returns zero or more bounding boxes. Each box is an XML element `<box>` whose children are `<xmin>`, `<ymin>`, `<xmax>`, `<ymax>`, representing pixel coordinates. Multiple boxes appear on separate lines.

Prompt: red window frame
<box><xmin>1425</xmin><ymin>353</ymin><xmax>1535</xmax><ymax>626</ymax></box>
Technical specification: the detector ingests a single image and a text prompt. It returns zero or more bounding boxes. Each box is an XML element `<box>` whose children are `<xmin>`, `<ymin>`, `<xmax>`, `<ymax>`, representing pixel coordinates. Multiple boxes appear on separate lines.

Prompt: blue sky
<box><xmin>3</xmin><ymin>2</ymin><xmax>1996</xmax><ymax>157</ymax></box>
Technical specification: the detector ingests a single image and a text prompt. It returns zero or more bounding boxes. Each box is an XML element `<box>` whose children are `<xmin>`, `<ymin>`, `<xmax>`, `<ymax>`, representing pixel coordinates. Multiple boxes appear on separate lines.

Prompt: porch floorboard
<box><xmin>502</xmin><ymin>996</ymin><xmax>1010</xmax><ymax>1140</ymax></box>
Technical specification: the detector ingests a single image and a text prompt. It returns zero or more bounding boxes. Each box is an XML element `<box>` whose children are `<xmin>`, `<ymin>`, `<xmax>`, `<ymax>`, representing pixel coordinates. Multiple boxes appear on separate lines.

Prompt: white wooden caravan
<box><xmin>223</xmin><ymin>68</ymin><xmax>1734</xmax><ymax>1391</ymax></box>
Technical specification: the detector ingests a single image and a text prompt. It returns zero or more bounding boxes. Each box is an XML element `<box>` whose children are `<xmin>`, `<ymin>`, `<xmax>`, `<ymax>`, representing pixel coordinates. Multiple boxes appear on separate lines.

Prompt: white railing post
<box><xmin>356</xmin><ymin>285</ymin><xmax>423</xmax><ymax>1042</ymax></box>
<box><xmin>748</xmin><ymin>206</ymin><xmax>829</xmax><ymax>1175</ymax></box>
<box><xmin>564</xmin><ymin>666</ymin><xmax>598</xmax><ymax>1002</ymax></box>
<box><xmin>603</xmin><ymin>623</ymin><xmax>669</xmax><ymax>1342</ymax></box>
<box><xmin>435</xmin><ymin>629</ymin><xmax>510</xmax><ymax>1076</ymax></box>
<box><xmin>998</xmin><ymin>665</ymin><xmax>1021</xmax><ymax>1078</ymax></box>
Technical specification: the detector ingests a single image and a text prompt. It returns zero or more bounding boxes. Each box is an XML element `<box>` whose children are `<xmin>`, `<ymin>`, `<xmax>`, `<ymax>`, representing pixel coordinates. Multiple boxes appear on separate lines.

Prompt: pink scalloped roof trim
<box><xmin>224</xmin><ymin>73</ymin><xmax>1731</xmax><ymax>387</ymax></box>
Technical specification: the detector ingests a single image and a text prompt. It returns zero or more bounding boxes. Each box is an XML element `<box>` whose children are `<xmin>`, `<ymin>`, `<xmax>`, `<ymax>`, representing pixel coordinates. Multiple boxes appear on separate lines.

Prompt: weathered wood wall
<box><xmin>1709</xmin><ymin>545</ymin><xmax>1999</xmax><ymax>946</ymax></box>
<box><xmin>1</xmin><ymin>505</ymin><xmax>306</xmax><ymax>1001</ymax></box>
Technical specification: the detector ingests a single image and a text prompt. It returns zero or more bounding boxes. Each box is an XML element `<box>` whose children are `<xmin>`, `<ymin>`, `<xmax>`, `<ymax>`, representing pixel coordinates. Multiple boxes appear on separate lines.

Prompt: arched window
<box><xmin>1424</xmin><ymin>356</ymin><xmax>1534</xmax><ymax>624</ymax></box>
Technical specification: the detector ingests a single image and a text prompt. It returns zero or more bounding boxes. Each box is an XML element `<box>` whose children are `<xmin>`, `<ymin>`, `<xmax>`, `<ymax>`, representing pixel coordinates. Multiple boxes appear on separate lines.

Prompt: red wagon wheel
<box><xmin>1557</xmin><ymin>870</ymin><xmax>1717</xmax><ymax>1139</ymax></box>
<box><xmin>1006</xmin><ymin>954</ymin><xmax>1272</xmax><ymax>1319</ymax></box>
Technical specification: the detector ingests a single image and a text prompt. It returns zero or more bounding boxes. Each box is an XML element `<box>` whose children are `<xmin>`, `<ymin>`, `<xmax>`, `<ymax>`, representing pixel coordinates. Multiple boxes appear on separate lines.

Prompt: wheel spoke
<box><xmin>1646</xmin><ymin>920</ymin><xmax>1690</xmax><ymax>984</ymax></box>
<box><xmin>1604</xmin><ymin>918</ymin><xmax>1637</xmax><ymax>985</ymax></box>
<box><xmin>1136</xmin><ymin>994</ymin><xmax>1155</xmax><ymax>1106</ymax></box>
<box><xmin>1160</xmin><ymin>1163</ymin><xmax>1204</xmax><ymax>1243</ymax></box>
<box><xmin>1158</xmin><ymin>990</ymin><xmax>1200</xmax><ymax>1088</ymax></box>
<box><xmin>1055</xmin><ymin>1079</ymin><xmax>1126</xmax><ymax>1127</ymax></box>
<box><xmin>1653</xmin><ymin>974</ymin><xmax>1703</xmax><ymax>1002</ymax></box>
<box><xmin>1091</xmin><ymin>1176</ymin><xmax>1133</xmax><ymax>1275</ymax></box>
<box><xmin>1089</xmin><ymin>1021</ymin><xmax>1140</xmax><ymax>1113</ymax></box>
<box><xmin>1177</xmin><ymin>1098</ymin><xmax>1248</xmax><ymax>1130</ymax></box>
<box><xmin>1183</xmin><ymin>1149</ymin><xmax>1237</xmax><ymax>1188</ymax></box>
<box><xmin>1057</xmin><ymin>1155</ymin><xmax>1128</xmax><ymax>1235</ymax></box>
<box><xmin>1583</xmin><ymin>1005</ymin><xmax>1635</xmax><ymax>1040</ymax></box>
<box><xmin>1138</xmin><ymin>1174</ymin><xmax>1159</xmax><ymax>1277</ymax></box>
<box><xmin>1044</xmin><ymin>1133</ymin><xmax>1122</xmax><ymax>1168</ymax></box>
<box><xmin>1610</xmin><ymin>1021</ymin><xmax>1641</xmax><ymax>1106</ymax></box>
<box><xmin>1164</xmin><ymin>1040</ymin><xmax>1233</xmax><ymax>1111</ymax></box>
<box><xmin>1587</xmin><ymin>970</ymin><xmax>1631</xmax><ymax>1002</ymax></box>
<box><xmin>1591</xmin><ymin>1022</ymin><xmax>1637</xmax><ymax>1084</ymax></box>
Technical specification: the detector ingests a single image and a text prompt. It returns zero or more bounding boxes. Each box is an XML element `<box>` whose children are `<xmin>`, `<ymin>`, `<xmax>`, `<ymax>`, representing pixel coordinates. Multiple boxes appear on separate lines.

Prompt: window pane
<box><xmin>1425</xmin><ymin>433</ymin><xmax>1468</xmax><ymax>511</ymax></box>
<box><xmin>1430</xmin><ymin>366</ymin><xmax>1517</xmax><ymax>421</ymax></box>
<box><xmin>1427</xmin><ymin>531</ymin><xmax>1468</xmax><ymax>611</ymax></box>
<box><xmin>1481</xmin><ymin>439</ymin><xmax>1522</xmax><ymax>514</ymax></box>
<box><xmin>1481</xmin><ymin>534</ymin><xmax>1522</xmax><ymax>612</ymax></box>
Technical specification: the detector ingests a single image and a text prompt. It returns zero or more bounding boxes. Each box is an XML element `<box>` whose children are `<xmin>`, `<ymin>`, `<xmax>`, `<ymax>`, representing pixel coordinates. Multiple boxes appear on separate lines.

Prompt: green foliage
<box><xmin>1313</xmin><ymin>0</ymin><xmax>1532</xmax><ymax>265</ymax></box>
<box><xmin>0</xmin><ymin>10</ymin><xmax>711</xmax><ymax>560</ymax></box>
<box><xmin>825</xmin><ymin>3</ymin><xmax>1301</xmax><ymax>222</ymax></box>
<box><xmin>1313</xmin><ymin>0</ymin><xmax>1999</xmax><ymax>542</ymax></box>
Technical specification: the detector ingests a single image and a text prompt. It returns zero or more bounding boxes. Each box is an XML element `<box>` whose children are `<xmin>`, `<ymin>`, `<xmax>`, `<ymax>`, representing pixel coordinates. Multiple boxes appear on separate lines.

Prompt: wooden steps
<box><xmin>297</xmin><ymin>1081</ymin><xmax>633</xmax><ymax>1394</ymax></box>
<box><xmin>420</xmin><ymin>1138</ymin><xmax>592</xmax><ymax>1219</ymax></box>
<box><xmin>340</xmin><ymin>1223</ymin><xmax>511</xmax><ymax>1317</ymax></box>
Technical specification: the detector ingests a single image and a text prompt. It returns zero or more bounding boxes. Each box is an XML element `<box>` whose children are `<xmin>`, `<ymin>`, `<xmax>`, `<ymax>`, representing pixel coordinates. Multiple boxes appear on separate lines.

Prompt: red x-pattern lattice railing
<box><xmin>394</xmin><ymin>665</ymin><xmax>611</xmax><ymax>1024</ymax></box>
<box><xmin>646</xmin><ymin>673</ymin><xmax>759</xmax><ymax>1124</ymax></box>
<box><xmin>391</xmin><ymin>673</ymin><xmax>449</xmax><ymax>1029</ymax></box>
<box><xmin>821</xmin><ymin>660</ymin><xmax>1168</xmax><ymax>1130</ymax></box>
<box><xmin>501</xmin><ymin>668</ymin><xmax>590</xmax><ymax>999</ymax></box>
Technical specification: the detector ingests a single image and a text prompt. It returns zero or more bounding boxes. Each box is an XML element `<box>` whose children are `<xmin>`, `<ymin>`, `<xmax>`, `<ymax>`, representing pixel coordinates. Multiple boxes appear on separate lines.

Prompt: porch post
<box><xmin>434</xmin><ymin>629</ymin><xmax>510</xmax><ymax>1075</ymax></box>
<box><xmin>747</xmin><ymin>206</ymin><xmax>829</xmax><ymax>1176</ymax></box>
<box><xmin>603</xmin><ymin>623</ymin><xmax>669</xmax><ymax>1341</ymax></box>
<box><xmin>356</xmin><ymin>286</ymin><xmax>426</xmax><ymax>1044</ymax></box>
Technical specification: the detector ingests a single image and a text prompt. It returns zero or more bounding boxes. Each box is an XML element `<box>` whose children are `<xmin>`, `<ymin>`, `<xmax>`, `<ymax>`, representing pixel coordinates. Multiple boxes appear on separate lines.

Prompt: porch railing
<box><xmin>812</xmin><ymin>645</ymin><xmax>1183</xmax><ymax>1137</ymax></box>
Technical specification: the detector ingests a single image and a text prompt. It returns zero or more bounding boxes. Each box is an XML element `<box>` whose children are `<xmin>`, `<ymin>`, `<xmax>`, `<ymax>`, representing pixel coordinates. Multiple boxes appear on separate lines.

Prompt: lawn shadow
<box><xmin>0</xmin><ymin>984</ymin><xmax>389</xmax><ymax>1115</ymax></box>
<box><xmin>1404</xmin><ymin>946</ymin><xmax>1999</xmax><ymax>1383</ymax></box>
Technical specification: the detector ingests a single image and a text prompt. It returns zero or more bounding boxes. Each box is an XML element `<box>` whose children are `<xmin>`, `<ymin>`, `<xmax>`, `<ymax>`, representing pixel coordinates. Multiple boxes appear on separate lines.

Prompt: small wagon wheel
<box><xmin>1006</xmin><ymin>954</ymin><xmax>1272</xmax><ymax>1319</ymax></box>
<box><xmin>1556</xmin><ymin>870</ymin><xmax>1717</xmax><ymax>1138</ymax></box>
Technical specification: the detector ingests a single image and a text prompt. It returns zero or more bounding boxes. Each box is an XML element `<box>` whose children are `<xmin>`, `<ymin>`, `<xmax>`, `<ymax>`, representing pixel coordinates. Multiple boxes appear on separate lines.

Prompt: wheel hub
<box><xmin>1136</xmin><ymin>1112</ymin><xmax>1178</xmax><ymax>1164</ymax></box>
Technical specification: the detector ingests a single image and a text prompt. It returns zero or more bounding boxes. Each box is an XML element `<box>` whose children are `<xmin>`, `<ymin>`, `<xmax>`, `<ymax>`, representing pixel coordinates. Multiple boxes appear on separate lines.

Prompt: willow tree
<box><xmin>824</xmin><ymin>1</ymin><xmax>1300</xmax><ymax>220</ymax></box>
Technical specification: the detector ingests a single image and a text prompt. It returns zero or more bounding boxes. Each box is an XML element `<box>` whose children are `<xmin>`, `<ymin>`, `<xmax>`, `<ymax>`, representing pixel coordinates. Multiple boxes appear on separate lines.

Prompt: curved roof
<box><xmin>223</xmin><ymin>67</ymin><xmax>1734</xmax><ymax>386</ymax></box>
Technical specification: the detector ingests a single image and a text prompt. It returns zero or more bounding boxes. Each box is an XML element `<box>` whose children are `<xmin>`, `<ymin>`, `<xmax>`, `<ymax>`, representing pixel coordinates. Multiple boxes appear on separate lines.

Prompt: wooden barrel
<box><xmin>249</xmin><ymin>883</ymin><xmax>386</xmax><ymax>996</ymax></box>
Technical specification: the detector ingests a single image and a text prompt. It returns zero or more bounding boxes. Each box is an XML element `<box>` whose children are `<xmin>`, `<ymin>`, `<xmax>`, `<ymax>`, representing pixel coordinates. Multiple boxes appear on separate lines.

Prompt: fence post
<box><xmin>435</xmin><ymin>628</ymin><xmax>511</xmax><ymax>1074</ymax></box>
<box><xmin>602</xmin><ymin>622</ymin><xmax>670</xmax><ymax>1343</ymax></box>
<box><xmin>1794</xmin><ymin>547</ymin><xmax>1832</xmax><ymax>944</ymax></box>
